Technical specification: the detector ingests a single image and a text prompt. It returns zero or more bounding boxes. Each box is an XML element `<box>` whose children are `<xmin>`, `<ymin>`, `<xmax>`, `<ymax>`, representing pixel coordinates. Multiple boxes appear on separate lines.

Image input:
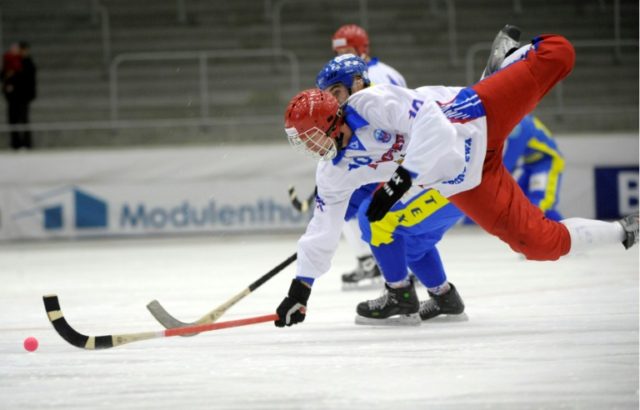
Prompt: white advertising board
<box><xmin>0</xmin><ymin>135</ymin><xmax>637</xmax><ymax>241</ymax></box>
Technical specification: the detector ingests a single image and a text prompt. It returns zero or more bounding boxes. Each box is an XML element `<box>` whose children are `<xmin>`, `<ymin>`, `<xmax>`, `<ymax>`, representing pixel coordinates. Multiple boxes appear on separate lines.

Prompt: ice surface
<box><xmin>0</xmin><ymin>227</ymin><xmax>638</xmax><ymax>409</ymax></box>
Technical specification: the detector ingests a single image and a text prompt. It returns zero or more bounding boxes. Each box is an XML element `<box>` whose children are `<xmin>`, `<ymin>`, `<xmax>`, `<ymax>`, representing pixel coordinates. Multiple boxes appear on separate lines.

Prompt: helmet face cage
<box><xmin>285</xmin><ymin>126</ymin><xmax>338</xmax><ymax>161</ymax></box>
<box><xmin>316</xmin><ymin>54</ymin><xmax>370</xmax><ymax>91</ymax></box>
<box><xmin>284</xmin><ymin>89</ymin><xmax>343</xmax><ymax>161</ymax></box>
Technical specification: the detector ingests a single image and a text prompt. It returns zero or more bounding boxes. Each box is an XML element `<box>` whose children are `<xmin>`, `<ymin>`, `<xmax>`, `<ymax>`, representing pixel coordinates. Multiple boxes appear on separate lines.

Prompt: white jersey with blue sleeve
<box><xmin>295</xmin><ymin>84</ymin><xmax>488</xmax><ymax>279</ymax></box>
<box><xmin>367</xmin><ymin>58</ymin><xmax>407</xmax><ymax>88</ymax></box>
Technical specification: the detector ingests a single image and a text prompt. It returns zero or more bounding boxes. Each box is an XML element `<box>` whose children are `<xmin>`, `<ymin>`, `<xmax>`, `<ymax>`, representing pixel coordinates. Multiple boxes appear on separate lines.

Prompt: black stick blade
<box><xmin>43</xmin><ymin>295</ymin><xmax>114</xmax><ymax>350</ymax></box>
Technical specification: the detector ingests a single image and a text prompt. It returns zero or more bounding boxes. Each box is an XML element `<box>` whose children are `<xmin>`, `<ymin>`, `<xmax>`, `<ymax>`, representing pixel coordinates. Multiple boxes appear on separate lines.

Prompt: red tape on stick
<box><xmin>164</xmin><ymin>314</ymin><xmax>279</xmax><ymax>337</ymax></box>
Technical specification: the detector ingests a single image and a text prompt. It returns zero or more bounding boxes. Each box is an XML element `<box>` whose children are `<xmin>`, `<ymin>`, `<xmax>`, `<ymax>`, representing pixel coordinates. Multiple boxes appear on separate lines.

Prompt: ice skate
<box><xmin>481</xmin><ymin>24</ymin><xmax>521</xmax><ymax>79</ymax></box>
<box><xmin>355</xmin><ymin>278</ymin><xmax>421</xmax><ymax>326</ymax></box>
<box><xmin>618</xmin><ymin>213</ymin><xmax>639</xmax><ymax>249</ymax></box>
<box><xmin>341</xmin><ymin>255</ymin><xmax>383</xmax><ymax>291</ymax></box>
<box><xmin>419</xmin><ymin>282</ymin><xmax>468</xmax><ymax>322</ymax></box>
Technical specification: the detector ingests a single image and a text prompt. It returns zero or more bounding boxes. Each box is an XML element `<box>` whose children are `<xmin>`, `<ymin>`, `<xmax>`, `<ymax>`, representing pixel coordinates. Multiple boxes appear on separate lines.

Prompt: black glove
<box><xmin>275</xmin><ymin>278</ymin><xmax>312</xmax><ymax>327</ymax></box>
<box><xmin>366</xmin><ymin>166</ymin><xmax>412</xmax><ymax>222</ymax></box>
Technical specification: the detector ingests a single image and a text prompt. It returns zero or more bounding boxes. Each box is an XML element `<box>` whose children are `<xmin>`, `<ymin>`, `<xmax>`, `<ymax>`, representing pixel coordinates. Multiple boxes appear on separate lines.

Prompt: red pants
<box><xmin>449</xmin><ymin>35</ymin><xmax>575</xmax><ymax>260</ymax></box>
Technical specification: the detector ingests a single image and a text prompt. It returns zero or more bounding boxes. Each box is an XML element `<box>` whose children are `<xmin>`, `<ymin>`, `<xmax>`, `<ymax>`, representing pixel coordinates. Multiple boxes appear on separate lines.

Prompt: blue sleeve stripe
<box><xmin>344</xmin><ymin>104</ymin><xmax>370</xmax><ymax>130</ymax></box>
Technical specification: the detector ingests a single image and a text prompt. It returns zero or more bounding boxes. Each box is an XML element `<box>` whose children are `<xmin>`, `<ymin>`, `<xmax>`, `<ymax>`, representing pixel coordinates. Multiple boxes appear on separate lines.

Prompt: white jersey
<box><xmin>296</xmin><ymin>84</ymin><xmax>488</xmax><ymax>279</ymax></box>
<box><xmin>367</xmin><ymin>58</ymin><xmax>407</xmax><ymax>88</ymax></box>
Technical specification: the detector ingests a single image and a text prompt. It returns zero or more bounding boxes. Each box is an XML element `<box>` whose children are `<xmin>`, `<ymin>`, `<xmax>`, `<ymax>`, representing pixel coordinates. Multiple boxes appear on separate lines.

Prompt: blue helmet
<box><xmin>315</xmin><ymin>54</ymin><xmax>370</xmax><ymax>91</ymax></box>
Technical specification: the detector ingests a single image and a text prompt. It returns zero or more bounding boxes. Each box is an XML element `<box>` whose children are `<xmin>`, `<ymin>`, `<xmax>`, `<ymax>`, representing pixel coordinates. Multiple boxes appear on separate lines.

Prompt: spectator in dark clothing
<box><xmin>2</xmin><ymin>41</ymin><xmax>36</xmax><ymax>150</ymax></box>
<box><xmin>3</xmin><ymin>44</ymin><xmax>22</xmax><ymax>78</ymax></box>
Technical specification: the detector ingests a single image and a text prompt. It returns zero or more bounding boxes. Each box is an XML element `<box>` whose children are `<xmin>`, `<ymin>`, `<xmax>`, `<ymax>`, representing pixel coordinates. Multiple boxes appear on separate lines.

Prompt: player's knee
<box><xmin>519</xmin><ymin>246</ymin><xmax>562</xmax><ymax>261</ymax></box>
<box><xmin>542</xmin><ymin>35</ymin><xmax>576</xmax><ymax>77</ymax></box>
<box><xmin>555</xmin><ymin>36</ymin><xmax>575</xmax><ymax>74</ymax></box>
<box><xmin>511</xmin><ymin>231</ymin><xmax>568</xmax><ymax>261</ymax></box>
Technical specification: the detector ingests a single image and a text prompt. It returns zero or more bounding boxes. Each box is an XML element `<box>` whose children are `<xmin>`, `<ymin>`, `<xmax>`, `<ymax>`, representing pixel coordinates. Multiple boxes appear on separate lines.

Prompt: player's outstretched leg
<box><xmin>355</xmin><ymin>277</ymin><xmax>420</xmax><ymax>325</ymax></box>
<box><xmin>341</xmin><ymin>255</ymin><xmax>383</xmax><ymax>290</ymax></box>
<box><xmin>619</xmin><ymin>213</ymin><xmax>639</xmax><ymax>249</ymax></box>
<box><xmin>481</xmin><ymin>24</ymin><xmax>521</xmax><ymax>79</ymax></box>
<box><xmin>419</xmin><ymin>282</ymin><xmax>467</xmax><ymax>321</ymax></box>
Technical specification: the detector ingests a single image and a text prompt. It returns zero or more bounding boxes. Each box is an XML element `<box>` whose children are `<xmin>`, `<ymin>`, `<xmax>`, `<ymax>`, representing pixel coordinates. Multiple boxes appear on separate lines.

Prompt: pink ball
<box><xmin>23</xmin><ymin>336</ymin><xmax>38</xmax><ymax>352</ymax></box>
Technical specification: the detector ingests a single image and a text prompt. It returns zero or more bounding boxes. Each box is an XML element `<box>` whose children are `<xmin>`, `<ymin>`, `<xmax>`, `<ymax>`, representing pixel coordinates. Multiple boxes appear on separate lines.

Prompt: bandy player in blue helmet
<box><xmin>274</xmin><ymin>27</ymin><xmax>639</xmax><ymax>328</ymax></box>
<box><xmin>290</xmin><ymin>24</ymin><xmax>410</xmax><ymax>289</ymax></box>
<box><xmin>330</xmin><ymin>24</ymin><xmax>407</xmax><ymax>288</ymax></box>
<box><xmin>315</xmin><ymin>54</ymin><xmax>466</xmax><ymax>324</ymax></box>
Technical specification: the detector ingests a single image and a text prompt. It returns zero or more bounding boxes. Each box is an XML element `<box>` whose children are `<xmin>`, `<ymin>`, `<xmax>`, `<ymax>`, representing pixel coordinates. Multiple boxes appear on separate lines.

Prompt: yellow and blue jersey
<box><xmin>503</xmin><ymin>115</ymin><xmax>564</xmax><ymax>221</ymax></box>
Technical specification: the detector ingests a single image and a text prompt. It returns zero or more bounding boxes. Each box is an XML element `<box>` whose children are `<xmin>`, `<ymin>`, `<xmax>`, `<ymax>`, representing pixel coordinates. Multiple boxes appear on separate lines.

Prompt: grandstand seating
<box><xmin>0</xmin><ymin>0</ymin><xmax>637</xmax><ymax>148</ymax></box>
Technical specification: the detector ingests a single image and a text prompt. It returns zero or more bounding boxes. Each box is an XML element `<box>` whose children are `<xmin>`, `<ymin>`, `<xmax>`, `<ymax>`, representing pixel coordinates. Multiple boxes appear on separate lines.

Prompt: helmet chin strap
<box><xmin>335</xmin><ymin>132</ymin><xmax>345</xmax><ymax>150</ymax></box>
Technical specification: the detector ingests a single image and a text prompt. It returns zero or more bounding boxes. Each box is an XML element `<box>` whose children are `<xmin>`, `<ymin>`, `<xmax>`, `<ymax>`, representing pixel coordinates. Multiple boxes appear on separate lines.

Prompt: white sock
<box><xmin>388</xmin><ymin>279</ymin><xmax>411</xmax><ymax>289</ymax></box>
<box><xmin>500</xmin><ymin>43</ymin><xmax>533</xmax><ymax>69</ymax></box>
<box><xmin>427</xmin><ymin>281</ymin><xmax>451</xmax><ymax>295</ymax></box>
<box><xmin>561</xmin><ymin>218</ymin><xmax>625</xmax><ymax>256</ymax></box>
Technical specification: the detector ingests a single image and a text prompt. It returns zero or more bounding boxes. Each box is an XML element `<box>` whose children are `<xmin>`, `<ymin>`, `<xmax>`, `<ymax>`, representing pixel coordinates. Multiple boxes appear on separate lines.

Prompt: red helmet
<box><xmin>284</xmin><ymin>89</ymin><xmax>344</xmax><ymax>160</ymax></box>
<box><xmin>332</xmin><ymin>24</ymin><xmax>370</xmax><ymax>57</ymax></box>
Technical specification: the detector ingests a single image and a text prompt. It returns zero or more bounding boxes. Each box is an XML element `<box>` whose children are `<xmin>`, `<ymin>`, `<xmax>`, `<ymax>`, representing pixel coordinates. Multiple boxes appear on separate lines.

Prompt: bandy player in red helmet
<box><xmin>273</xmin><ymin>29</ymin><xmax>639</xmax><ymax>328</ymax></box>
<box><xmin>332</xmin><ymin>24</ymin><xmax>406</xmax><ymax>88</ymax></box>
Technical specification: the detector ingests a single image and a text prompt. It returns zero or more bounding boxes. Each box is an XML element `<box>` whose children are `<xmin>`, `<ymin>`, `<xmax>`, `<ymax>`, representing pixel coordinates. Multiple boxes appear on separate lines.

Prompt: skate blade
<box><xmin>354</xmin><ymin>313</ymin><xmax>421</xmax><ymax>326</ymax></box>
<box><xmin>424</xmin><ymin>313</ymin><xmax>469</xmax><ymax>323</ymax></box>
<box><xmin>341</xmin><ymin>278</ymin><xmax>384</xmax><ymax>292</ymax></box>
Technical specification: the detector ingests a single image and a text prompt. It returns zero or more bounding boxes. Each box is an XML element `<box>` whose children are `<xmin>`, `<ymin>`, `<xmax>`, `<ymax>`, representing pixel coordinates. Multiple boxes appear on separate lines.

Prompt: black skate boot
<box><xmin>419</xmin><ymin>282</ymin><xmax>467</xmax><ymax>321</ymax></box>
<box><xmin>341</xmin><ymin>255</ymin><xmax>383</xmax><ymax>291</ymax></box>
<box><xmin>355</xmin><ymin>278</ymin><xmax>420</xmax><ymax>326</ymax></box>
<box><xmin>481</xmin><ymin>24</ymin><xmax>521</xmax><ymax>79</ymax></box>
<box><xmin>618</xmin><ymin>213</ymin><xmax>639</xmax><ymax>249</ymax></box>
<box><xmin>408</xmin><ymin>272</ymin><xmax>422</xmax><ymax>287</ymax></box>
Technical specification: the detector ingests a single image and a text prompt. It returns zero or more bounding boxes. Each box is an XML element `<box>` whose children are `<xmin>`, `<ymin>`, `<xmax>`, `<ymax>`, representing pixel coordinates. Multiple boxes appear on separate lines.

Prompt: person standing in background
<box><xmin>2</xmin><ymin>41</ymin><xmax>36</xmax><ymax>150</ymax></box>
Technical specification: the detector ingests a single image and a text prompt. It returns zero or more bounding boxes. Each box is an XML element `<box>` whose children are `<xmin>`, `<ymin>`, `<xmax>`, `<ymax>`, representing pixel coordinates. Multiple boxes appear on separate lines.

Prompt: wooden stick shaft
<box><xmin>44</xmin><ymin>294</ymin><xmax>277</xmax><ymax>349</ymax></box>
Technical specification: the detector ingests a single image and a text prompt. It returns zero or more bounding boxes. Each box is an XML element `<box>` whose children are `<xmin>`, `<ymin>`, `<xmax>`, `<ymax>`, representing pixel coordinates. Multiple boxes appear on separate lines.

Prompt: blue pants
<box><xmin>357</xmin><ymin>189</ymin><xmax>463</xmax><ymax>287</ymax></box>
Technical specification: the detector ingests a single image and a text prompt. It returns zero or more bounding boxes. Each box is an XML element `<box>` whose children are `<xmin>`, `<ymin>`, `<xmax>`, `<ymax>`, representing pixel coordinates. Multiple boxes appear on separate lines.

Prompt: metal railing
<box><xmin>0</xmin><ymin>115</ymin><xmax>283</xmax><ymax>134</ymax></box>
<box><xmin>177</xmin><ymin>0</ymin><xmax>187</xmax><ymax>24</ymax></box>
<box><xmin>273</xmin><ymin>0</ymin><xmax>371</xmax><ymax>53</ymax></box>
<box><xmin>446</xmin><ymin>0</ymin><xmax>458</xmax><ymax>66</ymax></box>
<box><xmin>512</xmin><ymin>0</ymin><xmax>606</xmax><ymax>14</ymax></box>
<box><xmin>0</xmin><ymin>7</ymin><xmax>3</xmax><ymax>52</ymax></box>
<box><xmin>108</xmin><ymin>48</ymin><xmax>300</xmax><ymax>122</ymax></box>
<box><xmin>272</xmin><ymin>0</ymin><xmax>458</xmax><ymax>66</ymax></box>
<box><xmin>0</xmin><ymin>1</ymin><xmax>635</xmax><ymax>141</ymax></box>
<box><xmin>92</xmin><ymin>0</ymin><xmax>186</xmax><ymax>25</ymax></box>
<box><xmin>98</xmin><ymin>4</ymin><xmax>111</xmax><ymax>71</ymax></box>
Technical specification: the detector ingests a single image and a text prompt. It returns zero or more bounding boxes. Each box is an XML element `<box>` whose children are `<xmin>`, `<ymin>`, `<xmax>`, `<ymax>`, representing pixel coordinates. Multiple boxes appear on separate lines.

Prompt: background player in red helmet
<box><xmin>332</xmin><ymin>24</ymin><xmax>406</xmax><ymax>88</ymax></box>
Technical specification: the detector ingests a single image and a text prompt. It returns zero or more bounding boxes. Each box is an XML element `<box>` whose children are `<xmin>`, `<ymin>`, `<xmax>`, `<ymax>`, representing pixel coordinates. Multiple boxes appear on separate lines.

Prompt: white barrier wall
<box><xmin>0</xmin><ymin>135</ymin><xmax>637</xmax><ymax>241</ymax></box>
<box><xmin>555</xmin><ymin>134</ymin><xmax>639</xmax><ymax>220</ymax></box>
<box><xmin>0</xmin><ymin>144</ymin><xmax>317</xmax><ymax>241</ymax></box>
